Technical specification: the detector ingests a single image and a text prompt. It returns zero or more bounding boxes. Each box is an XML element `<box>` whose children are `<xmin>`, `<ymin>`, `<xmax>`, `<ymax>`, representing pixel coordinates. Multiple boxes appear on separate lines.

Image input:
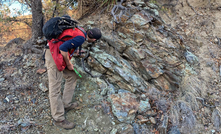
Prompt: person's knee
<box><xmin>64</xmin><ymin>75</ymin><xmax>77</xmax><ymax>82</ymax></box>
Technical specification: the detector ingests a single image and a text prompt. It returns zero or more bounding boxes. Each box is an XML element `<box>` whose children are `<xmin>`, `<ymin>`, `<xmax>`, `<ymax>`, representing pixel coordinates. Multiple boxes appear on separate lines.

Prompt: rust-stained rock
<box><xmin>118</xmin><ymin>27</ymin><xmax>145</xmax><ymax>43</ymax></box>
<box><xmin>108</xmin><ymin>92</ymin><xmax>139</xmax><ymax>123</ymax></box>
<box><xmin>140</xmin><ymin>60</ymin><xmax>164</xmax><ymax>80</ymax></box>
<box><xmin>36</xmin><ymin>68</ymin><xmax>46</xmax><ymax>74</ymax></box>
<box><xmin>87</xmin><ymin>56</ymin><xmax>107</xmax><ymax>74</ymax></box>
<box><xmin>116</xmin><ymin>81</ymin><xmax>136</xmax><ymax>92</ymax></box>
<box><xmin>152</xmin><ymin>76</ymin><xmax>172</xmax><ymax>91</ymax></box>
<box><xmin>124</xmin><ymin>47</ymin><xmax>142</xmax><ymax>61</ymax></box>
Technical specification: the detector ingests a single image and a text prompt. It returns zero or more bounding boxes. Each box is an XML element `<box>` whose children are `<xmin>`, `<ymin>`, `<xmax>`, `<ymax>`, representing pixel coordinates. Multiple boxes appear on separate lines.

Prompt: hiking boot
<box><xmin>54</xmin><ymin>119</ymin><xmax>75</xmax><ymax>130</ymax></box>
<box><xmin>65</xmin><ymin>102</ymin><xmax>79</xmax><ymax>112</ymax></box>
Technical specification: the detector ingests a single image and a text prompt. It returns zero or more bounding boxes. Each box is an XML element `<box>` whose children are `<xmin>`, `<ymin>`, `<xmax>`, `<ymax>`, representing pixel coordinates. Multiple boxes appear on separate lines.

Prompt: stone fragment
<box><xmin>102</xmin><ymin>35</ymin><xmax>127</xmax><ymax>53</ymax></box>
<box><xmin>39</xmin><ymin>83</ymin><xmax>48</xmax><ymax>92</ymax></box>
<box><xmin>132</xmin><ymin>123</ymin><xmax>151</xmax><ymax>134</ymax></box>
<box><xmin>0</xmin><ymin>78</ymin><xmax>5</xmax><ymax>82</ymax></box>
<box><xmin>145</xmin><ymin>28</ymin><xmax>158</xmax><ymax>42</ymax></box>
<box><xmin>129</xmin><ymin>12</ymin><xmax>153</xmax><ymax>27</ymax></box>
<box><xmin>87</xmin><ymin>120</ymin><xmax>99</xmax><ymax>132</ymax></box>
<box><xmin>152</xmin><ymin>76</ymin><xmax>172</xmax><ymax>91</ymax></box>
<box><xmin>108</xmin><ymin>92</ymin><xmax>139</xmax><ymax>123</ymax></box>
<box><xmin>115</xmin><ymin>123</ymin><xmax>134</xmax><ymax>134</ymax></box>
<box><xmin>90</xmin><ymin>47</ymin><xmax>122</xmax><ymax>69</ymax></box>
<box><xmin>140</xmin><ymin>61</ymin><xmax>164</xmax><ymax>80</ymax></box>
<box><xmin>149</xmin><ymin>117</ymin><xmax>156</xmax><ymax>124</ymax></box>
<box><xmin>88</xmin><ymin>56</ymin><xmax>107</xmax><ymax>74</ymax></box>
<box><xmin>87</xmin><ymin>21</ymin><xmax>95</xmax><ymax>25</ymax></box>
<box><xmin>110</xmin><ymin>128</ymin><xmax>118</xmax><ymax>134</ymax></box>
<box><xmin>146</xmin><ymin>3</ymin><xmax>158</xmax><ymax>9</ymax></box>
<box><xmin>184</xmin><ymin>51</ymin><xmax>198</xmax><ymax>65</ymax></box>
<box><xmin>168</xmin><ymin>126</ymin><xmax>181</xmax><ymax>134</ymax></box>
<box><xmin>134</xmin><ymin>0</ymin><xmax>145</xmax><ymax>6</ymax></box>
<box><xmin>36</xmin><ymin>68</ymin><xmax>46</xmax><ymax>74</ymax></box>
<box><xmin>0</xmin><ymin>101</ymin><xmax>5</xmax><ymax>112</ymax></box>
<box><xmin>158</xmin><ymin>115</ymin><xmax>168</xmax><ymax>134</ymax></box>
<box><xmin>138</xmin><ymin>99</ymin><xmax>151</xmax><ymax>114</ymax></box>
<box><xmin>124</xmin><ymin>47</ymin><xmax>142</xmax><ymax>61</ymax></box>
<box><xmin>3</xmin><ymin>95</ymin><xmax>13</xmax><ymax>103</ymax></box>
<box><xmin>123</xmin><ymin>38</ymin><xmax>136</xmax><ymax>47</ymax></box>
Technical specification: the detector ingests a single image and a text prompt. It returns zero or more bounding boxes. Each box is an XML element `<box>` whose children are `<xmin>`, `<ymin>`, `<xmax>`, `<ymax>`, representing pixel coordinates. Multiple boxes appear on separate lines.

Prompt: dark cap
<box><xmin>88</xmin><ymin>28</ymin><xmax>102</xmax><ymax>40</ymax></box>
<box><xmin>62</xmin><ymin>15</ymin><xmax>71</xmax><ymax>19</ymax></box>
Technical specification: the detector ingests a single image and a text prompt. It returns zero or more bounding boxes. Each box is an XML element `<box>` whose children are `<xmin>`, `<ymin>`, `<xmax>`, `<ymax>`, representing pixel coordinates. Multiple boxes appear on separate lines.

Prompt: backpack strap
<box><xmin>76</xmin><ymin>26</ymin><xmax>87</xmax><ymax>40</ymax></box>
<box><xmin>75</xmin><ymin>26</ymin><xmax>87</xmax><ymax>56</ymax></box>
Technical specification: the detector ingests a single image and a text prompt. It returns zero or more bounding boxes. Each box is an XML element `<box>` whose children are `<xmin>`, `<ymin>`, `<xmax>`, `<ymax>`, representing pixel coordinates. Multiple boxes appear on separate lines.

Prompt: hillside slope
<box><xmin>1</xmin><ymin>0</ymin><xmax>221</xmax><ymax>133</ymax></box>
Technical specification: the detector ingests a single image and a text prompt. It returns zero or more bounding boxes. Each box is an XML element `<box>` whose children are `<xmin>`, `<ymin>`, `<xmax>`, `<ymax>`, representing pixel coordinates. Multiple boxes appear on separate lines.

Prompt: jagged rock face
<box><xmin>1</xmin><ymin>1</ymin><xmax>212</xmax><ymax>133</ymax></box>
<box><xmin>83</xmin><ymin>10</ymin><xmax>184</xmax><ymax>94</ymax></box>
<box><xmin>72</xmin><ymin>2</ymin><xmax>188</xmax><ymax>133</ymax></box>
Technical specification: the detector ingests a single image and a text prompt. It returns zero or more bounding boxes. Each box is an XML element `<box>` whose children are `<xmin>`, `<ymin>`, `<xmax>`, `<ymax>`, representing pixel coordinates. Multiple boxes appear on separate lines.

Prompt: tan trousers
<box><xmin>45</xmin><ymin>49</ymin><xmax>78</xmax><ymax>121</ymax></box>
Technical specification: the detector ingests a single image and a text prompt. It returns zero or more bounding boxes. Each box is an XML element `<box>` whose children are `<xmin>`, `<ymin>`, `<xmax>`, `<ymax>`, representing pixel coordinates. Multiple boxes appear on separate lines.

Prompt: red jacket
<box><xmin>48</xmin><ymin>27</ymin><xmax>86</xmax><ymax>71</ymax></box>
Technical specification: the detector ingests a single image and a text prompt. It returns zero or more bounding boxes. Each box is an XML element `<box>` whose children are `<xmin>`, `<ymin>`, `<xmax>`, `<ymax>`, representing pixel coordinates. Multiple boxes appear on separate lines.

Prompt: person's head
<box><xmin>86</xmin><ymin>28</ymin><xmax>102</xmax><ymax>42</ymax></box>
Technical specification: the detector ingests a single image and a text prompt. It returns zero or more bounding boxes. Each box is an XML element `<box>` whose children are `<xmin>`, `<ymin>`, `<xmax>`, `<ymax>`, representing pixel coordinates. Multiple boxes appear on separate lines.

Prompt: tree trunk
<box><xmin>31</xmin><ymin>0</ymin><xmax>43</xmax><ymax>41</ymax></box>
<box><xmin>23</xmin><ymin>0</ymin><xmax>43</xmax><ymax>52</ymax></box>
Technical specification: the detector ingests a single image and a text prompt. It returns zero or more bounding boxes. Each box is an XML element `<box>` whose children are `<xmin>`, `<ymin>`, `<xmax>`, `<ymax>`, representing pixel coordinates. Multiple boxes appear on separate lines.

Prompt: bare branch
<box><xmin>24</xmin><ymin>0</ymin><xmax>31</xmax><ymax>8</ymax></box>
<box><xmin>186</xmin><ymin>0</ymin><xmax>203</xmax><ymax>16</ymax></box>
<box><xmin>52</xmin><ymin>0</ymin><xmax>59</xmax><ymax>17</ymax></box>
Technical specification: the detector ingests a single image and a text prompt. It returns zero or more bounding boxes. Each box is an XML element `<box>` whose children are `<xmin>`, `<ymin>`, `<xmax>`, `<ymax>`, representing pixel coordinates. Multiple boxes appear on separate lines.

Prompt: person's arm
<box><xmin>60</xmin><ymin>50</ymin><xmax>73</xmax><ymax>70</ymax></box>
<box><xmin>59</xmin><ymin>36</ymin><xmax>85</xmax><ymax>70</ymax></box>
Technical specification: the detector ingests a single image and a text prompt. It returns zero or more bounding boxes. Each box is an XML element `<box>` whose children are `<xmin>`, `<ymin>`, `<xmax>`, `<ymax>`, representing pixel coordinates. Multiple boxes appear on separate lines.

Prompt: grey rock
<box><xmin>108</xmin><ymin>92</ymin><xmax>139</xmax><ymax>123</ymax></box>
<box><xmin>134</xmin><ymin>0</ymin><xmax>145</xmax><ymax>6</ymax></box>
<box><xmin>5</xmin><ymin>38</ymin><xmax>24</xmax><ymax>48</ymax></box>
<box><xmin>147</xmin><ymin>3</ymin><xmax>158</xmax><ymax>9</ymax></box>
<box><xmin>118</xmin><ymin>89</ymin><xmax>131</xmax><ymax>93</ymax></box>
<box><xmin>132</xmin><ymin>122</ymin><xmax>151</xmax><ymax>134</ymax></box>
<box><xmin>110</xmin><ymin>128</ymin><xmax>118</xmax><ymax>134</ymax></box>
<box><xmin>0</xmin><ymin>78</ymin><xmax>5</xmax><ymax>82</ymax></box>
<box><xmin>0</xmin><ymin>101</ymin><xmax>5</xmax><ymax>112</ymax></box>
<box><xmin>116</xmin><ymin>123</ymin><xmax>134</xmax><ymax>134</ymax></box>
<box><xmin>138</xmin><ymin>99</ymin><xmax>151</xmax><ymax>114</ymax></box>
<box><xmin>87</xmin><ymin>21</ymin><xmax>95</xmax><ymax>25</ymax></box>
<box><xmin>39</xmin><ymin>83</ymin><xmax>48</xmax><ymax>92</ymax></box>
<box><xmin>90</xmin><ymin>47</ymin><xmax>122</xmax><ymax>69</ymax></box>
<box><xmin>130</xmin><ymin>12</ymin><xmax>151</xmax><ymax>26</ymax></box>
<box><xmin>4</xmin><ymin>95</ymin><xmax>13</xmax><ymax>103</ymax></box>
<box><xmin>107</xmin><ymin>87</ymin><xmax>116</xmax><ymax>95</ymax></box>
<box><xmin>168</xmin><ymin>126</ymin><xmax>181</xmax><ymax>134</ymax></box>
<box><xmin>102</xmin><ymin>35</ymin><xmax>127</xmax><ymax>53</ymax></box>
<box><xmin>184</xmin><ymin>51</ymin><xmax>198</xmax><ymax>65</ymax></box>
<box><xmin>158</xmin><ymin>115</ymin><xmax>168</xmax><ymax>134</ymax></box>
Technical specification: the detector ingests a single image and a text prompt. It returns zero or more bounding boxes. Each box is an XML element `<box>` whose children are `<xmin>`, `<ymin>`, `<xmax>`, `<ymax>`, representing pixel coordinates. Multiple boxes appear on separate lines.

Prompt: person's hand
<box><xmin>75</xmin><ymin>50</ymin><xmax>85</xmax><ymax>55</ymax></box>
<box><xmin>67</xmin><ymin>63</ymin><xmax>74</xmax><ymax>70</ymax></box>
<box><xmin>73</xmin><ymin>50</ymin><xmax>86</xmax><ymax>58</ymax></box>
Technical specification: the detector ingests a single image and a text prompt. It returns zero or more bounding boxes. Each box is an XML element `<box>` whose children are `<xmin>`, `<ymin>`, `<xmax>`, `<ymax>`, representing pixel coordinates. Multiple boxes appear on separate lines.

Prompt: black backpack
<box><xmin>42</xmin><ymin>15</ymin><xmax>78</xmax><ymax>40</ymax></box>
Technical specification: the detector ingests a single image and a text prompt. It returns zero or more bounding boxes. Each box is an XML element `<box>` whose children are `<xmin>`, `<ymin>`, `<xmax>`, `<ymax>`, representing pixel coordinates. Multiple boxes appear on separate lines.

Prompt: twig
<box><xmin>82</xmin><ymin>116</ymin><xmax>89</xmax><ymax>129</ymax></box>
<box><xmin>186</xmin><ymin>0</ymin><xmax>203</xmax><ymax>16</ymax></box>
<box><xmin>52</xmin><ymin>0</ymin><xmax>59</xmax><ymax>17</ymax></box>
<box><xmin>196</xmin><ymin>97</ymin><xmax>216</xmax><ymax>108</ymax></box>
<box><xmin>216</xmin><ymin>36</ymin><xmax>221</xmax><ymax>48</ymax></box>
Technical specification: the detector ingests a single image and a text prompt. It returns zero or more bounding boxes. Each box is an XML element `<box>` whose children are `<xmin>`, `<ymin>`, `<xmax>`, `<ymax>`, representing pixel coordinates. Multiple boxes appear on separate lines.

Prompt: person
<box><xmin>45</xmin><ymin>27</ymin><xmax>102</xmax><ymax>130</ymax></box>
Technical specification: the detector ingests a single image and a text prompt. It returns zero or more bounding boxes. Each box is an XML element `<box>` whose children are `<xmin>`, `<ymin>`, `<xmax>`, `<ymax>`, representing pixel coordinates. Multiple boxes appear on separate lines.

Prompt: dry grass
<box><xmin>0</xmin><ymin>15</ymin><xmax>32</xmax><ymax>46</ymax></box>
